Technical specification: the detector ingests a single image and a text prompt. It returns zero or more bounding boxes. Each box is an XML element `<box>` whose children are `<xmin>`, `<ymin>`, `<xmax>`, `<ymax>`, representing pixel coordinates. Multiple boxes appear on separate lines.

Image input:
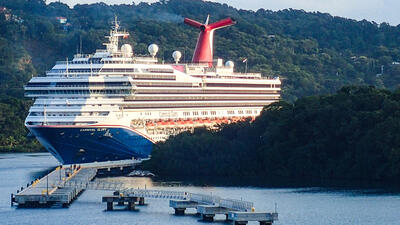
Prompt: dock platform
<box><xmin>12</xmin><ymin>159</ymin><xmax>138</xmax><ymax>207</ymax></box>
<box><xmin>13</xmin><ymin>166</ymin><xmax>96</xmax><ymax>207</ymax></box>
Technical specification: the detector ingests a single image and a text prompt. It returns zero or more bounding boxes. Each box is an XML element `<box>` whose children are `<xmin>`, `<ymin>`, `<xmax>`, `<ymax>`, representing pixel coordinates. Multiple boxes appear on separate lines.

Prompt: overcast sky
<box><xmin>48</xmin><ymin>0</ymin><xmax>400</xmax><ymax>25</ymax></box>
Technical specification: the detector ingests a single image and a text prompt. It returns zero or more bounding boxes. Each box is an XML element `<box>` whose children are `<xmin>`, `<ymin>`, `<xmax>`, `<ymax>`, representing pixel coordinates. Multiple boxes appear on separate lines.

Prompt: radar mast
<box><xmin>103</xmin><ymin>16</ymin><xmax>129</xmax><ymax>54</ymax></box>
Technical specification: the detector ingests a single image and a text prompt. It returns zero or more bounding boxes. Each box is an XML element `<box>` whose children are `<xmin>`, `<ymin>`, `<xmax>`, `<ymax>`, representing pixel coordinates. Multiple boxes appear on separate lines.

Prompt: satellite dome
<box><xmin>121</xmin><ymin>44</ymin><xmax>133</xmax><ymax>57</ymax></box>
<box><xmin>148</xmin><ymin>44</ymin><xmax>159</xmax><ymax>57</ymax></box>
<box><xmin>225</xmin><ymin>61</ymin><xmax>234</xmax><ymax>68</ymax></box>
<box><xmin>172</xmin><ymin>51</ymin><xmax>182</xmax><ymax>63</ymax></box>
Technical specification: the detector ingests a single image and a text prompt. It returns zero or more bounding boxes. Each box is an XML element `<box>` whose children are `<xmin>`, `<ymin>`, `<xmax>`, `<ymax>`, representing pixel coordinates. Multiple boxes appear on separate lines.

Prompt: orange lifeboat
<box><xmin>157</xmin><ymin>121</ymin><xmax>167</xmax><ymax>126</ymax></box>
<box><xmin>146</xmin><ymin>122</ymin><xmax>155</xmax><ymax>127</ymax></box>
<box><xmin>167</xmin><ymin>121</ymin><xmax>175</xmax><ymax>127</ymax></box>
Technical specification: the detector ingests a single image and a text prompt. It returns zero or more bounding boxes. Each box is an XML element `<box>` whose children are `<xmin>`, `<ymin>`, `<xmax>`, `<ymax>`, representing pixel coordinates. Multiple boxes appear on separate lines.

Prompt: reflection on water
<box><xmin>1</xmin><ymin>153</ymin><xmax>400</xmax><ymax>225</ymax></box>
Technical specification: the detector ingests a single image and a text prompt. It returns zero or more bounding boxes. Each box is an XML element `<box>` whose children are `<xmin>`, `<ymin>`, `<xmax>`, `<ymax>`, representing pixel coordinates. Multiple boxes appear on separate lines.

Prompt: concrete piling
<box><xmin>201</xmin><ymin>214</ymin><xmax>214</xmax><ymax>222</ymax></box>
<box><xmin>117</xmin><ymin>201</ymin><xmax>125</xmax><ymax>206</ymax></box>
<box><xmin>127</xmin><ymin>202</ymin><xmax>135</xmax><ymax>211</ymax></box>
<box><xmin>174</xmin><ymin>208</ymin><xmax>185</xmax><ymax>215</ymax></box>
<box><xmin>107</xmin><ymin>202</ymin><xmax>113</xmax><ymax>211</ymax></box>
<box><xmin>138</xmin><ymin>197</ymin><xmax>145</xmax><ymax>205</ymax></box>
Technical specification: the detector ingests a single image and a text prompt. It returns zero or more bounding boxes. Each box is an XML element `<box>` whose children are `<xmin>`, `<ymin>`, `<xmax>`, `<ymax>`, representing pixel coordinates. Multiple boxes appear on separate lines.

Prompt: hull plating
<box><xmin>28</xmin><ymin>126</ymin><xmax>153</xmax><ymax>164</ymax></box>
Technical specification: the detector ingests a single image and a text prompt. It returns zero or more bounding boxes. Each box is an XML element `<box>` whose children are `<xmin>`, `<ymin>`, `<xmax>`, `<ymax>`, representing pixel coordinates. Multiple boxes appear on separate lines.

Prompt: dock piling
<box><xmin>127</xmin><ymin>202</ymin><xmax>135</xmax><ymax>211</ymax></box>
<box><xmin>259</xmin><ymin>222</ymin><xmax>272</xmax><ymax>225</ymax></box>
<box><xmin>201</xmin><ymin>214</ymin><xmax>214</xmax><ymax>222</ymax></box>
<box><xmin>117</xmin><ymin>201</ymin><xmax>125</xmax><ymax>206</ymax></box>
<box><xmin>174</xmin><ymin>208</ymin><xmax>186</xmax><ymax>215</ymax></box>
<box><xmin>138</xmin><ymin>197</ymin><xmax>145</xmax><ymax>205</ymax></box>
<box><xmin>107</xmin><ymin>202</ymin><xmax>113</xmax><ymax>211</ymax></box>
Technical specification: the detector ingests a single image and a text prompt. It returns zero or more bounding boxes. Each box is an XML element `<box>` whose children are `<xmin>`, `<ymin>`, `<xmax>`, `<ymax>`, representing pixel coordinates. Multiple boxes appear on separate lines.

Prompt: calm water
<box><xmin>0</xmin><ymin>153</ymin><xmax>399</xmax><ymax>225</ymax></box>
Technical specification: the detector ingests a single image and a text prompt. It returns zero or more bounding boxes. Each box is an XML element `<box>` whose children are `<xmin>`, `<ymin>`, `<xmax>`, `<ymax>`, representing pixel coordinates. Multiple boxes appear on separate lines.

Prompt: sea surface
<box><xmin>0</xmin><ymin>153</ymin><xmax>399</xmax><ymax>225</ymax></box>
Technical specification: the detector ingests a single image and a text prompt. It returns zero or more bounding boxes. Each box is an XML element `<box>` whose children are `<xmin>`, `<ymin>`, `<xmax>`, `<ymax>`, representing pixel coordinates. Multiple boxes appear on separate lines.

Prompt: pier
<box><xmin>103</xmin><ymin>189</ymin><xmax>278</xmax><ymax>224</ymax></box>
<box><xmin>11</xmin><ymin>160</ymin><xmax>278</xmax><ymax>224</ymax></box>
<box><xmin>12</xmin><ymin>159</ymin><xmax>138</xmax><ymax>207</ymax></box>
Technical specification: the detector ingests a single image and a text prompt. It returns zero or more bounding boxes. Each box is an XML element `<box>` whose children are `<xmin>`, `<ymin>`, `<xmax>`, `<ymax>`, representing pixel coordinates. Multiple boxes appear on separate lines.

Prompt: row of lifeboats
<box><xmin>144</xmin><ymin>116</ymin><xmax>255</xmax><ymax>129</ymax></box>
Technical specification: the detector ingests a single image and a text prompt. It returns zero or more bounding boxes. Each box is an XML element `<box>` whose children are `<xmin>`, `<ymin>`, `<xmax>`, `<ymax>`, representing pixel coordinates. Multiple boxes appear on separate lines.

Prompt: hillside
<box><xmin>143</xmin><ymin>86</ymin><xmax>400</xmax><ymax>182</ymax></box>
<box><xmin>0</xmin><ymin>0</ymin><xmax>400</xmax><ymax>151</ymax></box>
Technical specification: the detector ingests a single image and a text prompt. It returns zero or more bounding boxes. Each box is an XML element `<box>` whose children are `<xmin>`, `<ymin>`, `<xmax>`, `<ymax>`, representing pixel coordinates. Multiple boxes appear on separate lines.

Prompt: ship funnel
<box><xmin>184</xmin><ymin>16</ymin><xmax>236</xmax><ymax>67</ymax></box>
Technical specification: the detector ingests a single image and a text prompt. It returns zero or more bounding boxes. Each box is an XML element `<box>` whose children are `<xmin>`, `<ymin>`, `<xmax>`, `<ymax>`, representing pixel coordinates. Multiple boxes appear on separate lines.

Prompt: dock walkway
<box><xmin>11</xmin><ymin>160</ymin><xmax>278</xmax><ymax>224</ymax></box>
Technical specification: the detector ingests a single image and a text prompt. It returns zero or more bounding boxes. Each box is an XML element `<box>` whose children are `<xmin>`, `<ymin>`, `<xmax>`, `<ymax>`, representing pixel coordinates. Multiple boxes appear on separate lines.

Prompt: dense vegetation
<box><xmin>0</xmin><ymin>0</ymin><xmax>399</xmax><ymax>155</ymax></box>
<box><xmin>144</xmin><ymin>86</ymin><xmax>400</xmax><ymax>181</ymax></box>
<box><xmin>0</xmin><ymin>97</ymin><xmax>42</xmax><ymax>152</ymax></box>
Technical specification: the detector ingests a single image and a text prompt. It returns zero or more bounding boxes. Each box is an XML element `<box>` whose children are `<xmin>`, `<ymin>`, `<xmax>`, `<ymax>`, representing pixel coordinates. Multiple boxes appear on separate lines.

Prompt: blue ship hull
<box><xmin>28</xmin><ymin>126</ymin><xmax>153</xmax><ymax>164</ymax></box>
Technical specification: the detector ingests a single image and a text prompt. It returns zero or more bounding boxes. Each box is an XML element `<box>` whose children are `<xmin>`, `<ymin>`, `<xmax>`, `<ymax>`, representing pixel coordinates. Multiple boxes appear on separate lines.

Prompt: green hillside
<box><xmin>0</xmin><ymin>0</ymin><xmax>399</xmax><ymax>152</ymax></box>
<box><xmin>144</xmin><ymin>86</ymin><xmax>400</xmax><ymax>181</ymax></box>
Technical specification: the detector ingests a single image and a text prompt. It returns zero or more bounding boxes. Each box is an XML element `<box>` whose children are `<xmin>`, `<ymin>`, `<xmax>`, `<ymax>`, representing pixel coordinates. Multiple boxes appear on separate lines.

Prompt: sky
<box><xmin>47</xmin><ymin>0</ymin><xmax>400</xmax><ymax>25</ymax></box>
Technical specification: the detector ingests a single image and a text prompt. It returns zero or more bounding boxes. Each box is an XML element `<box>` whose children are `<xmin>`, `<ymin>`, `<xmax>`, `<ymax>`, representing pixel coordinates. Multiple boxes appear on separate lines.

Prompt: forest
<box><xmin>143</xmin><ymin>86</ymin><xmax>400</xmax><ymax>181</ymax></box>
<box><xmin>0</xmin><ymin>0</ymin><xmax>399</xmax><ymax>160</ymax></box>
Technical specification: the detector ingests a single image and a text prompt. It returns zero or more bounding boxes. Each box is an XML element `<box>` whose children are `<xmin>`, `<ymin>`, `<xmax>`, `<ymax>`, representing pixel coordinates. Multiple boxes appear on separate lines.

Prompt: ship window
<box><xmin>227</xmin><ymin>110</ymin><xmax>235</xmax><ymax>115</ymax></box>
<box><xmin>238</xmin><ymin>110</ymin><xmax>243</xmax><ymax>114</ymax></box>
<box><xmin>246</xmin><ymin>110</ymin><xmax>252</xmax><ymax>114</ymax></box>
<box><xmin>193</xmin><ymin>111</ymin><xmax>199</xmax><ymax>116</ymax></box>
<box><xmin>211</xmin><ymin>111</ymin><xmax>216</xmax><ymax>115</ymax></box>
<box><xmin>201</xmin><ymin>111</ymin><xmax>208</xmax><ymax>115</ymax></box>
<box><xmin>183</xmin><ymin>112</ymin><xmax>190</xmax><ymax>116</ymax></box>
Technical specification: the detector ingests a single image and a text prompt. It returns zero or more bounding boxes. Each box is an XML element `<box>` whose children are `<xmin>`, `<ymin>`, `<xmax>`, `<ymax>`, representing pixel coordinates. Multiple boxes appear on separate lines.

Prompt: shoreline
<box><xmin>0</xmin><ymin>149</ymin><xmax>46</xmax><ymax>153</ymax></box>
<box><xmin>150</xmin><ymin>175</ymin><xmax>400</xmax><ymax>190</ymax></box>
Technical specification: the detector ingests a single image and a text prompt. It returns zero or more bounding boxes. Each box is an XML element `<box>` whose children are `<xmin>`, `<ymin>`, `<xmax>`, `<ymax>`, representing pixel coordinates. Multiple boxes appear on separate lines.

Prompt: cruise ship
<box><xmin>24</xmin><ymin>16</ymin><xmax>281</xmax><ymax>164</ymax></box>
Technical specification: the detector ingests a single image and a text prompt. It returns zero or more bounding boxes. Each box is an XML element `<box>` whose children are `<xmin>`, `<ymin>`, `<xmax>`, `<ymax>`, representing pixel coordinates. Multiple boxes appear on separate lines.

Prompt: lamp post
<box><xmin>242</xmin><ymin>58</ymin><xmax>248</xmax><ymax>73</ymax></box>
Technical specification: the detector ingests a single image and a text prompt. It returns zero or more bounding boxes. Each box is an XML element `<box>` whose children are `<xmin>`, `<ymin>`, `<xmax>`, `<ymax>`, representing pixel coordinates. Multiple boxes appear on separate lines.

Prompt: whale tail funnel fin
<box><xmin>184</xmin><ymin>16</ymin><xmax>236</xmax><ymax>67</ymax></box>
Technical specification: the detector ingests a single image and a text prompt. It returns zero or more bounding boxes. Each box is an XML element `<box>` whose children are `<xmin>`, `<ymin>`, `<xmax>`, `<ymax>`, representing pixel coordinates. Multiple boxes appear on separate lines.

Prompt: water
<box><xmin>0</xmin><ymin>153</ymin><xmax>399</xmax><ymax>225</ymax></box>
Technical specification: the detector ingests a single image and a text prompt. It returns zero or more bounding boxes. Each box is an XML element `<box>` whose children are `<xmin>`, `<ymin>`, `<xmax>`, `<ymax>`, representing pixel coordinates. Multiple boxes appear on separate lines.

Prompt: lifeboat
<box><xmin>167</xmin><ymin>120</ymin><xmax>175</xmax><ymax>128</ymax></box>
<box><xmin>177</xmin><ymin>120</ymin><xmax>186</xmax><ymax>126</ymax></box>
<box><xmin>204</xmin><ymin>119</ymin><xmax>212</xmax><ymax>124</ymax></box>
<box><xmin>146</xmin><ymin>122</ymin><xmax>155</xmax><ymax>128</ymax></box>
